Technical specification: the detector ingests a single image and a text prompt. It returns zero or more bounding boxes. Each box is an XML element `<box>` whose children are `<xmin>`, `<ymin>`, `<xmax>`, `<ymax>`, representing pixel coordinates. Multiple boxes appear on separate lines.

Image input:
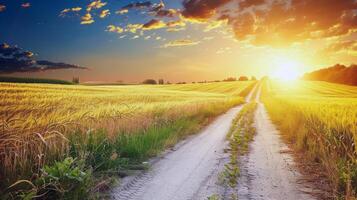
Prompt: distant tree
<box><xmin>158</xmin><ymin>79</ymin><xmax>164</xmax><ymax>85</ymax></box>
<box><xmin>166</xmin><ymin>81</ymin><xmax>171</xmax><ymax>84</ymax></box>
<box><xmin>72</xmin><ymin>77</ymin><xmax>80</xmax><ymax>84</ymax></box>
<box><xmin>251</xmin><ymin>76</ymin><xmax>257</xmax><ymax>81</ymax></box>
<box><xmin>192</xmin><ymin>81</ymin><xmax>196</xmax><ymax>84</ymax></box>
<box><xmin>223</xmin><ymin>77</ymin><xmax>236</xmax><ymax>82</ymax></box>
<box><xmin>177</xmin><ymin>82</ymin><xmax>186</xmax><ymax>84</ymax></box>
<box><xmin>238</xmin><ymin>76</ymin><xmax>249</xmax><ymax>81</ymax></box>
<box><xmin>143</xmin><ymin>79</ymin><xmax>157</xmax><ymax>84</ymax></box>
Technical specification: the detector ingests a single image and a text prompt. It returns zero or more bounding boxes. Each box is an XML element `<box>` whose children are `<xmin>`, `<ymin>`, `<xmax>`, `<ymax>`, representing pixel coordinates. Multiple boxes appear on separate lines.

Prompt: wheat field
<box><xmin>262</xmin><ymin>80</ymin><xmax>357</xmax><ymax>198</ymax></box>
<box><xmin>0</xmin><ymin>81</ymin><xmax>254</xmax><ymax>197</ymax></box>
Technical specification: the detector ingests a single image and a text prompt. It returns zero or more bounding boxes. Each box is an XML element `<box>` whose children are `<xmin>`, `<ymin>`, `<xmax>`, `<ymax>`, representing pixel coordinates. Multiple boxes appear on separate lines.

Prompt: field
<box><xmin>262</xmin><ymin>80</ymin><xmax>357</xmax><ymax>198</ymax></box>
<box><xmin>0</xmin><ymin>81</ymin><xmax>254</xmax><ymax>198</ymax></box>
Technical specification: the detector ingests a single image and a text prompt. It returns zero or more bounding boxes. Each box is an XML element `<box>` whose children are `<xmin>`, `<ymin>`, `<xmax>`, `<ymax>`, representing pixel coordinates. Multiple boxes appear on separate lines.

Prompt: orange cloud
<box><xmin>324</xmin><ymin>40</ymin><xmax>357</xmax><ymax>55</ymax></box>
<box><xmin>106</xmin><ymin>25</ymin><xmax>124</xmax><ymax>33</ymax></box>
<box><xmin>116</xmin><ymin>9</ymin><xmax>128</xmax><ymax>15</ymax></box>
<box><xmin>87</xmin><ymin>0</ymin><xmax>107</xmax><ymax>12</ymax></box>
<box><xmin>100</xmin><ymin>9</ymin><xmax>110</xmax><ymax>18</ymax></box>
<box><xmin>162</xmin><ymin>39</ymin><xmax>200</xmax><ymax>48</ymax></box>
<box><xmin>179</xmin><ymin>0</ymin><xmax>357</xmax><ymax>47</ymax></box>
<box><xmin>143</xmin><ymin>19</ymin><xmax>167</xmax><ymax>30</ymax></box>
<box><xmin>166</xmin><ymin>20</ymin><xmax>186</xmax><ymax>27</ymax></box>
<box><xmin>81</xmin><ymin>13</ymin><xmax>94</xmax><ymax>25</ymax></box>
<box><xmin>126</xmin><ymin>23</ymin><xmax>144</xmax><ymax>33</ymax></box>
<box><xmin>181</xmin><ymin>0</ymin><xmax>231</xmax><ymax>21</ymax></box>
<box><xmin>60</xmin><ymin>7</ymin><xmax>82</xmax><ymax>17</ymax></box>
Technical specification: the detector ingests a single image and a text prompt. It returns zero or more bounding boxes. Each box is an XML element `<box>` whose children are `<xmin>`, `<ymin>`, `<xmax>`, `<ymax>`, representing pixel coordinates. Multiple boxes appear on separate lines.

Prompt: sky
<box><xmin>0</xmin><ymin>0</ymin><xmax>356</xmax><ymax>83</ymax></box>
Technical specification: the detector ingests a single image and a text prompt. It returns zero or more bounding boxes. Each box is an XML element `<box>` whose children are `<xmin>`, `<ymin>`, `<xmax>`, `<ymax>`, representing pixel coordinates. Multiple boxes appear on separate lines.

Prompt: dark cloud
<box><xmin>149</xmin><ymin>1</ymin><xmax>178</xmax><ymax>18</ymax></box>
<box><xmin>122</xmin><ymin>1</ymin><xmax>152</xmax><ymax>10</ymax></box>
<box><xmin>151</xmin><ymin>1</ymin><xmax>164</xmax><ymax>12</ymax></box>
<box><xmin>0</xmin><ymin>43</ymin><xmax>87</xmax><ymax>74</ymax></box>
<box><xmin>143</xmin><ymin>19</ymin><xmax>166</xmax><ymax>30</ymax></box>
<box><xmin>156</xmin><ymin>9</ymin><xmax>178</xmax><ymax>18</ymax></box>
<box><xmin>0</xmin><ymin>4</ymin><xmax>6</xmax><ymax>12</ymax></box>
<box><xmin>181</xmin><ymin>0</ymin><xmax>231</xmax><ymax>21</ymax></box>
<box><xmin>176</xmin><ymin>0</ymin><xmax>357</xmax><ymax>46</ymax></box>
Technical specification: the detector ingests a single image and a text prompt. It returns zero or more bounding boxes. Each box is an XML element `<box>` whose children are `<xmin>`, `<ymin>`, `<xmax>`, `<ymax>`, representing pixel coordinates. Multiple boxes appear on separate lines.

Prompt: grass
<box><xmin>0</xmin><ymin>81</ymin><xmax>255</xmax><ymax>198</ymax></box>
<box><xmin>261</xmin><ymin>79</ymin><xmax>357</xmax><ymax>198</ymax></box>
<box><xmin>222</xmin><ymin>101</ymin><xmax>257</xmax><ymax>188</ymax></box>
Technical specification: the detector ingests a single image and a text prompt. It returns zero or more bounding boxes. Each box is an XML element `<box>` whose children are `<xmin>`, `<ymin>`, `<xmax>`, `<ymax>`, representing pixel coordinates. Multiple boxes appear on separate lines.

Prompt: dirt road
<box><xmin>236</xmin><ymin>84</ymin><xmax>316</xmax><ymax>200</ymax></box>
<box><xmin>111</xmin><ymin>83</ymin><xmax>316</xmax><ymax>200</ymax></box>
<box><xmin>112</xmin><ymin>106</ymin><xmax>245</xmax><ymax>199</ymax></box>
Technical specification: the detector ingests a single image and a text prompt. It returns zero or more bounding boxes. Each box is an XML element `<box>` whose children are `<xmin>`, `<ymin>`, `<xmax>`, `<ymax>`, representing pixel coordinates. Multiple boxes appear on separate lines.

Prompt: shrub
<box><xmin>238</xmin><ymin>76</ymin><xmax>249</xmax><ymax>81</ymax></box>
<box><xmin>7</xmin><ymin>157</ymin><xmax>91</xmax><ymax>200</ymax></box>
<box><xmin>142</xmin><ymin>79</ymin><xmax>157</xmax><ymax>84</ymax></box>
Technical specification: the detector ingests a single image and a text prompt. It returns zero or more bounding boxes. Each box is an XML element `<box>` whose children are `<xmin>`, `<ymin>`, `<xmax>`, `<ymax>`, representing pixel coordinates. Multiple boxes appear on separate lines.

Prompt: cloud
<box><xmin>86</xmin><ymin>0</ymin><xmax>107</xmax><ymax>12</ymax></box>
<box><xmin>0</xmin><ymin>4</ymin><xmax>6</xmax><ymax>12</ymax></box>
<box><xmin>162</xmin><ymin>39</ymin><xmax>200</xmax><ymax>48</ymax></box>
<box><xmin>106</xmin><ymin>25</ymin><xmax>124</xmax><ymax>33</ymax></box>
<box><xmin>324</xmin><ymin>40</ymin><xmax>357</xmax><ymax>55</ymax></box>
<box><xmin>176</xmin><ymin>0</ymin><xmax>357</xmax><ymax>47</ymax></box>
<box><xmin>0</xmin><ymin>43</ymin><xmax>87</xmax><ymax>74</ymax></box>
<box><xmin>21</xmin><ymin>2</ymin><xmax>31</xmax><ymax>8</ymax></box>
<box><xmin>239</xmin><ymin>0</ymin><xmax>265</xmax><ymax>9</ymax></box>
<box><xmin>126</xmin><ymin>23</ymin><xmax>144</xmax><ymax>33</ymax></box>
<box><xmin>116</xmin><ymin>9</ymin><xmax>128</xmax><ymax>15</ymax></box>
<box><xmin>156</xmin><ymin>9</ymin><xmax>178</xmax><ymax>18</ymax></box>
<box><xmin>60</xmin><ymin>7</ymin><xmax>82</xmax><ymax>17</ymax></box>
<box><xmin>122</xmin><ymin>1</ymin><xmax>152</xmax><ymax>10</ymax></box>
<box><xmin>99</xmin><ymin>9</ymin><xmax>110</xmax><ymax>18</ymax></box>
<box><xmin>166</xmin><ymin>19</ymin><xmax>186</xmax><ymax>27</ymax></box>
<box><xmin>204</xmin><ymin>19</ymin><xmax>228</xmax><ymax>32</ymax></box>
<box><xmin>151</xmin><ymin>1</ymin><xmax>165</xmax><ymax>12</ymax></box>
<box><xmin>181</xmin><ymin>0</ymin><xmax>231</xmax><ymax>21</ymax></box>
<box><xmin>143</xmin><ymin>19</ymin><xmax>167</xmax><ymax>30</ymax></box>
<box><xmin>81</xmin><ymin>13</ymin><xmax>94</xmax><ymax>24</ymax></box>
<box><xmin>107</xmin><ymin>19</ymin><xmax>167</xmax><ymax>35</ymax></box>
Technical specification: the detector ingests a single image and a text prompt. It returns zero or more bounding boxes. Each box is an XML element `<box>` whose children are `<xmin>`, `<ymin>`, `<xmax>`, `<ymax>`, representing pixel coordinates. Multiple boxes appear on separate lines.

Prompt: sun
<box><xmin>270</xmin><ymin>57</ymin><xmax>302</xmax><ymax>81</ymax></box>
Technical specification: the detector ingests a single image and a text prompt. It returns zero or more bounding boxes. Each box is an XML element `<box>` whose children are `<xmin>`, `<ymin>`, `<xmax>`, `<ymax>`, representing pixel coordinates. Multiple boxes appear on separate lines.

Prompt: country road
<box><xmin>111</xmin><ymin>83</ymin><xmax>316</xmax><ymax>200</ymax></box>
<box><xmin>236</xmin><ymin>84</ymin><xmax>316</xmax><ymax>200</ymax></box>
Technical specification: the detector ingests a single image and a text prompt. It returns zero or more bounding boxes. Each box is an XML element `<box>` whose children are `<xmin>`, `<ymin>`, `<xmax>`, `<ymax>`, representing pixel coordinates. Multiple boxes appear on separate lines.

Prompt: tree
<box><xmin>158</xmin><ymin>79</ymin><xmax>164</xmax><ymax>85</ymax></box>
<box><xmin>223</xmin><ymin>77</ymin><xmax>236</xmax><ymax>82</ymax></box>
<box><xmin>238</xmin><ymin>76</ymin><xmax>249</xmax><ymax>81</ymax></box>
<box><xmin>142</xmin><ymin>79</ymin><xmax>157</xmax><ymax>84</ymax></box>
<box><xmin>251</xmin><ymin>76</ymin><xmax>257</xmax><ymax>81</ymax></box>
<box><xmin>72</xmin><ymin>77</ymin><xmax>80</xmax><ymax>84</ymax></box>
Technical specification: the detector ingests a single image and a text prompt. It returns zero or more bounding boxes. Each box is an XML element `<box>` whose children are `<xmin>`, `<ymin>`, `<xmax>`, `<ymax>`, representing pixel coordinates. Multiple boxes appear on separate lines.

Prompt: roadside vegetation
<box><xmin>215</xmin><ymin>96</ymin><xmax>257</xmax><ymax>200</ymax></box>
<box><xmin>262</xmin><ymin>79</ymin><xmax>357</xmax><ymax>199</ymax></box>
<box><xmin>0</xmin><ymin>81</ymin><xmax>255</xmax><ymax>199</ymax></box>
<box><xmin>224</xmin><ymin>101</ymin><xmax>257</xmax><ymax>187</ymax></box>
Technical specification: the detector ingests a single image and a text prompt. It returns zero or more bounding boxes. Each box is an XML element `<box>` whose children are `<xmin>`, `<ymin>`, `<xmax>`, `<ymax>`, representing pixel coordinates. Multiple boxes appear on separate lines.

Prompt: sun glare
<box><xmin>270</xmin><ymin>57</ymin><xmax>302</xmax><ymax>81</ymax></box>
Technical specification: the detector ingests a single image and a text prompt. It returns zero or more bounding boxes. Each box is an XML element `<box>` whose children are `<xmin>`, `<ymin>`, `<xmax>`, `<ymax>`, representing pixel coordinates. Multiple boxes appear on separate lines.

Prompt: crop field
<box><xmin>262</xmin><ymin>80</ymin><xmax>357</xmax><ymax>197</ymax></box>
<box><xmin>0</xmin><ymin>81</ymin><xmax>254</xmax><ymax>198</ymax></box>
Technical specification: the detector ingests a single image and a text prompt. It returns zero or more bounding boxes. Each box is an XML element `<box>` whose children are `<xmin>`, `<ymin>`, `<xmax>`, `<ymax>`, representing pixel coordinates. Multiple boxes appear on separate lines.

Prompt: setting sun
<box><xmin>270</xmin><ymin>57</ymin><xmax>303</xmax><ymax>81</ymax></box>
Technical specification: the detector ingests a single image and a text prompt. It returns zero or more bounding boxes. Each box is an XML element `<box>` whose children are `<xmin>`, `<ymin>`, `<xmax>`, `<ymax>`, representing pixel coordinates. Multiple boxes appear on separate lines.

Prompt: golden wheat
<box><xmin>262</xmin><ymin>79</ymin><xmax>357</xmax><ymax>198</ymax></box>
